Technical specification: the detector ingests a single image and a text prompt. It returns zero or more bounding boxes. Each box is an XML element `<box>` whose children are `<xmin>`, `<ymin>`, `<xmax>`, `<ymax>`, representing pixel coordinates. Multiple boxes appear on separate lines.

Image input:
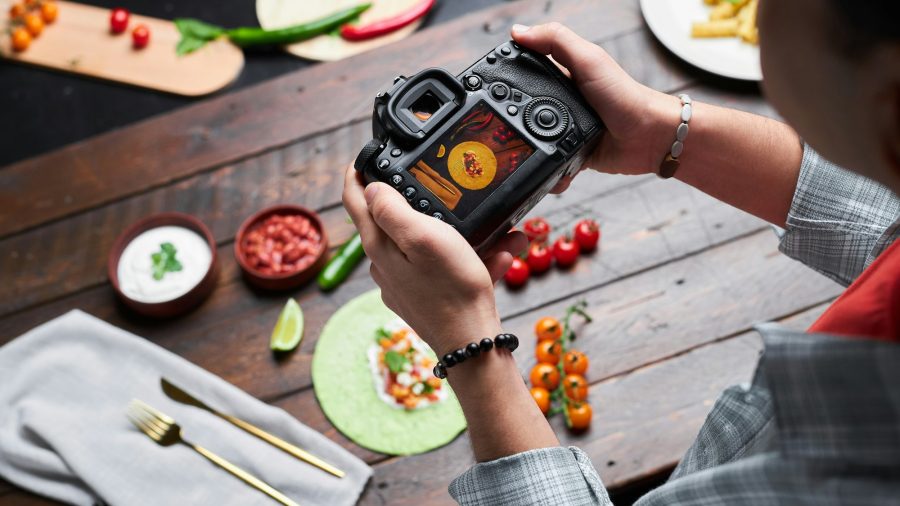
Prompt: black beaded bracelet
<box><xmin>432</xmin><ymin>333</ymin><xmax>519</xmax><ymax>379</ymax></box>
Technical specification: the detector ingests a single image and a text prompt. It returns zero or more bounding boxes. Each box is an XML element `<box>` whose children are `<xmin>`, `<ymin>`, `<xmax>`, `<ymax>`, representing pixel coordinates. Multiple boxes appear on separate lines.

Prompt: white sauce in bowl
<box><xmin>116</xmin><ymin>226</ymin><xmax>212</xmax><ymax>304</ymax></box>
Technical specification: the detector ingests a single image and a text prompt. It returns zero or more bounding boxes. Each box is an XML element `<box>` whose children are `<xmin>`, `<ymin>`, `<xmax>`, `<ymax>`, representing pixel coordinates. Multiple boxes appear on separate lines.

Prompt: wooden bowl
<box><xmin>234</xmin><ymin>205</ymin><xmax>328</xmax><ymax>291</ymax></box>
<box><xmin>108</xmin><ymin>213</ymin><xmax>219</xmax><ymax>318</ymax></box>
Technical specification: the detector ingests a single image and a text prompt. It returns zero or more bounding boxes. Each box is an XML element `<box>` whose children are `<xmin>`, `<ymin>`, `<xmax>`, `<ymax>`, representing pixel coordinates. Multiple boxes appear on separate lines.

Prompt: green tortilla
<box><xmin>312</xmin><ymin>289</ymin><xmax>466</xmax><ymax>456</ymax></box>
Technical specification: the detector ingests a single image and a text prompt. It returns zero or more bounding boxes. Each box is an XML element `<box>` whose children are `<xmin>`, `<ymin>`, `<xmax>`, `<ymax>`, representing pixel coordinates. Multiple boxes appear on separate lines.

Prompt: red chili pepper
<box><xmin>340</xmin><ymin>0</ymin><xmax>435</xmax><ymax>41</ymax></box>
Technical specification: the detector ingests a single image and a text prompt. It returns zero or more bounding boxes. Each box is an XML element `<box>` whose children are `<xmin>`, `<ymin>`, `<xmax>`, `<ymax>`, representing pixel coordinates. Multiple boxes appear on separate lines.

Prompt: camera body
<box><xmin>354</xmin><ymin>41</ymin><xmax>604</xmax><ymax>253</ymax></box>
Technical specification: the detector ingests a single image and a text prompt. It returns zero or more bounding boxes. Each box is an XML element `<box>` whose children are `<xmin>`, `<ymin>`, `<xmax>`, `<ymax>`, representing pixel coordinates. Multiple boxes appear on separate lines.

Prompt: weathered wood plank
<box><xmin>358</xmin><ymin>304</ymin><xmax>828</xmax><ymax>505</ymax></box>
<box><xmin>0</xmin><ymin>0</ymin><xmax>645</xmax><ymax>239</ymax></box>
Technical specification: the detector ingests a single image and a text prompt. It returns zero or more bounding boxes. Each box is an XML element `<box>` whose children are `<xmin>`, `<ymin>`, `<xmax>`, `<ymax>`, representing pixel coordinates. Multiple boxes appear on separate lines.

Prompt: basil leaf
<box><xmin>174</xmin><ymin>18</ymin><xmax>224</xmax><ymax>56</ymax></box>
<box><xmin>385</xmin><ymin>350</ymin><xmax>409</xmax><ymax>374</ymax></box>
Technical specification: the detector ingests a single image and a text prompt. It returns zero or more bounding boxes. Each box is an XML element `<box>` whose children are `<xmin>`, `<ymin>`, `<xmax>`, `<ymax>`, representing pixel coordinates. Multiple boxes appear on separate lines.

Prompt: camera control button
<box><xmin>512</xmin><ymin>91</ymin><xmax>523</xmax><ymax>102</ymax></box>
<box><xmin>500</xmin><ymin>46</ymin><xmax>511</xmax><ymax>56</ymax></box>
<box><xmin>490</xmin><ymin>84</ymin><xmax>510</xmax><ymax>101</ymax></box>
<box><xmin>565</xmin><ymin>132</ymin><xmax>581</xmax><ymax>148</ymax></box>
<box><xmin>403</xmin><ymin>186</ymin><xmax>417</xmax><ymax>200</ymax></box>
<box><xmin>486</xmin><ymin>54</ymin><xmax>497</xmax><ymax>64</ymax></box>
<box><xmin>464</xmin><ymin>75</ymin><xmax>482</xmax><ymax>90</ymax></box>
<box><xmin>390</xmin><ymin>148</ymin><xmax>402</xmax><ymax>157</ymax></box>
<box><xmin>538</xmin><ymin>110</ymin><xmax>558</xmax><ymax>128</ymax></box>
<box><xmin>507</xmin><ymin>105</ymin><xmax>519</xmax><ymax>116</ymax></box>
<box><xmin>416</xmin><ymin>199</ymin><xmax>431</xmax><ymax>212</ymax></box>
<box><xmin>390</xmin><ymin>174</ymin><xmax>404</xmax><ymax>187</ymax></box>
<box><xmin>431</xmin><ymin>212</ymin><xmax>444</xmax><ymax>221</ymax></box>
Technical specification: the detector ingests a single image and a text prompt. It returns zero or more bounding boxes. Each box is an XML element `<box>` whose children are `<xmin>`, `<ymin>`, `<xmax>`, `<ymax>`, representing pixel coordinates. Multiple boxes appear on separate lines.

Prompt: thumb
<box><xmin>364</xmin><ymin>182</ymin><xmax>431</xmax><ymax>251</ymax></box>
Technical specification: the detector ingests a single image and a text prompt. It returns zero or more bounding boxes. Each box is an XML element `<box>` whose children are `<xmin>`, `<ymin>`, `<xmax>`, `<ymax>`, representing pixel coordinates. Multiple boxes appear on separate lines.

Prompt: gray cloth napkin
<box><xmin>0</xmin><ymin>310</ymin><xmax>372</xmax><ymax>505</ymax></box>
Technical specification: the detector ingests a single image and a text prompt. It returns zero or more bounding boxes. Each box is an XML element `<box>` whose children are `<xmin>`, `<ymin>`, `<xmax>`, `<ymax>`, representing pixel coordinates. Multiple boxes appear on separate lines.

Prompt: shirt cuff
<box><xmin>778</xmin><ymin>144</ymin><xmax>899</xmax><ymax>286</ymax></box>
<box><xmin>448</xmin><ymin>446</ymin><xmax>611</xmax><ymax>506</ymax></box>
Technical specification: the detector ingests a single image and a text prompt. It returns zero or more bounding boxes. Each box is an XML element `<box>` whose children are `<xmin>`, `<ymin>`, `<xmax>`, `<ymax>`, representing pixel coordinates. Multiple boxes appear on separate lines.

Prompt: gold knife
<box><xmin>160</xmin><ymin>377</ymin><xmax>345</xmax><ymax>478</ymax></box>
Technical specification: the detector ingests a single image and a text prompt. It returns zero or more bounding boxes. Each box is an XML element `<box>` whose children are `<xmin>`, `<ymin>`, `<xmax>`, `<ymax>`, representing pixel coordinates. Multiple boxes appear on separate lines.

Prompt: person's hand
<box><xmin>511</xmin><ymin>23</ymin><xmax>681</xmax><ymax>191</ymax></box>
<box><xmin>343</xmin><ymin>165</ymin><xmax>528</xmax><ymax>355</ymax></box>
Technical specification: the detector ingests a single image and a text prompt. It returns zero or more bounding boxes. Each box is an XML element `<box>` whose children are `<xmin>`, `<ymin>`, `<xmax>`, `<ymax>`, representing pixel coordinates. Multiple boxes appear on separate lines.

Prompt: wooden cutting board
<box><xmin>256</xmin><ymin>0</ymin><xmax>424</xmax><ymax>61</ymax></box>
<box><xmin>0</xmin><ymin>1</ymin><xmax>244</xmax><ymax>96</ymax></box>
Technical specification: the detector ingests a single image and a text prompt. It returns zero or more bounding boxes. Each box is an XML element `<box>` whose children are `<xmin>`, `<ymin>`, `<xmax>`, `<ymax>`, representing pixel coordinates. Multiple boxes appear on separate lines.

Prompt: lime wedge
<box><xmin>270</xmin><ymin>298</ymin><xmax>304</xmax><ymax>352</ymax></box>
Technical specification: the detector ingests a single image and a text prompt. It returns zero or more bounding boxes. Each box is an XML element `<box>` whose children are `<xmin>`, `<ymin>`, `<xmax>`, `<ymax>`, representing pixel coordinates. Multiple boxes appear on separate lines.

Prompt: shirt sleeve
<box><xmin>778</xmin><ymin>144</ymin><xmax>900</xmax><ymax>286</ymax></box>
<box><xmin>448</xmin><ymin>446</ymin><xmax>612</xmax><ymax>506</ymax></box>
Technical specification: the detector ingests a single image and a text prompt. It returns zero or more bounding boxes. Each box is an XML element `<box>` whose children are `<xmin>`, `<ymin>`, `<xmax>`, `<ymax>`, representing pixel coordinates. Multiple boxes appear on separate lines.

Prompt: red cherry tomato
<box><xmin>132</xmin><ymin>23</ymin><xmax>150</xmax><ymax>49</ymax></box>
<box><xmin>574</xmin><ymin>219</ymin><xmax>600</xmax><ymax>252</ymax></box>
<box><xmin>525</xmin><ymin>242</ymin><xmax>552</xmax><ymax>274</ymax></box>
<box><xmin>110</xmin><ymin>7</ymin><xmax>129</xmax><ymax>34</ymax></box>
<box><xmin>523</xmin><ymin>217</ymin><xmax>551</xmax><ymax>243</ymax></box>
<box><xmin>553</xmin><ymin>236</ymin><xmax>580</xmax><ymax>268</ymax></box>
<box><xmin>504</xmin><ymin>257</ymin><xmax>530</xmax><ymax>288</ymax></box>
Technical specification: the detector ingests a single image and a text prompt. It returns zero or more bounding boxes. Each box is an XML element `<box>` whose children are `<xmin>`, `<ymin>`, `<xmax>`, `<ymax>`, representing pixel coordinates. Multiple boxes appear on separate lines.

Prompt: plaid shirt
<box><xmin>449</xmin><ymin>145</ymin><xmax>900</xmax><ymax>505</ymax></box>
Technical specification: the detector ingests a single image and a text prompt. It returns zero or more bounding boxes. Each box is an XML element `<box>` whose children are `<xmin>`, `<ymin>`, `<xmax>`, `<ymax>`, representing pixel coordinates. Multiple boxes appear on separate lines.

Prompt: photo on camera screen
<box><xmin>410</xmin><ymin>101</ymin><xmax>536</xmax><ymax>219</ymax></box>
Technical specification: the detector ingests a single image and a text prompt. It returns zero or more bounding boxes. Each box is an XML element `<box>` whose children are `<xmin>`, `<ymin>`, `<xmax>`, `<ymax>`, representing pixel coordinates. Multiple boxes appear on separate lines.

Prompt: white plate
<box><xmin>640</xmin><ymin>0</ymin><xmax>762</xmax><ymax>81</ymax></box>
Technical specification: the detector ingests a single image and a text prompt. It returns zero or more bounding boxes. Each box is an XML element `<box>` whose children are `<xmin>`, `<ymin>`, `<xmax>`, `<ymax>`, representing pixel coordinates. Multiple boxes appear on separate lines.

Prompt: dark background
<box><xmin>0</xmin><ymin>0</ymin><xmax>508</xmax><ymax>166</ymax></box>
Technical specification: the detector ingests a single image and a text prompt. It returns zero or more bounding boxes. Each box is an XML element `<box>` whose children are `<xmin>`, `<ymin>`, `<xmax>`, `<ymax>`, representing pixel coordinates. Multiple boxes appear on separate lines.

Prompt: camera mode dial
<box><xmin>354</xmin><ymin>139</ymin><xmax>385</xmax><ymax>172</ymax></box>
<box><xmin>523</xmin><ymin>97</ymin><xmax>570</xmax><ymax>140</ymax></box>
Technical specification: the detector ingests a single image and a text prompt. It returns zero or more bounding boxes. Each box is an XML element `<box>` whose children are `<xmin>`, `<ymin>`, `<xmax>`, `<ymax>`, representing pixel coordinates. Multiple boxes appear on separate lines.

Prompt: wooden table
<box><xmin>0</xmin><ymin>0</ymin><xmax>842</xmax><ymax>504</ymax></box>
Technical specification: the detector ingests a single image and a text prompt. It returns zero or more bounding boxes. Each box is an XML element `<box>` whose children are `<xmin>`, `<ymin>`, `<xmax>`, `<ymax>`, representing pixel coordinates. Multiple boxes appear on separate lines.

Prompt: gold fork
<box><xmin>127</xmin><ymin>399</ymin><xmax>300</xmax><ymax>506</ymax></box>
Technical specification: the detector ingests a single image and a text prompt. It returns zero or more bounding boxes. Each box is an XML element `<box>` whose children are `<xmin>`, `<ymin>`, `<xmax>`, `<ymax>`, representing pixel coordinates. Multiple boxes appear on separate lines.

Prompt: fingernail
<box><xmin>512</xmin><ymin>24</ymin><xmax>531</xmax><ymax>33</ymax></box>
<box><xmin>364</xmin><ymin>184</ymin><xmax>379</xmax><ymax>205</ymax></box>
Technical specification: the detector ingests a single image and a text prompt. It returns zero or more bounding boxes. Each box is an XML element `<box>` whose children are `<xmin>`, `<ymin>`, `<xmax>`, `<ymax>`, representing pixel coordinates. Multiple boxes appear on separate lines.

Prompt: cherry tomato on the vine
<box><xmin>563</xmin><ymin>374</ymin><xmax>588</xmax><ymax>401</ymax></box>
<box><xmin>109</xmin><ymin>7</ymin><xmax>129</xmax><ymax>34</ymax></box>
<box><xmin>504</xmin><ymin>257</ymin><xmax>530</xmax><ymax>288</ymax></box>
<box><xmin>563</xmin><ymin>350</ymin><xmax>589</xmax><ymax>375</ymax></box>
<box><xmin>11</xmin><ymin>26</ymin><xmax>31</xmax><ymax>51</ymax></box>
<box><xmin>41</xmin><ymin>2</ymin><xmax>58</xmax><ymax>23</ymax></box>
<box><xmin>132</xmin><ymin>23</ymin><xmax>150</xmax><ymax>49</ymax></box>
<box><xmin>566</xmin><ymin>401</ymin><xmax>592</xmax><ymax>430</ymax></box>
<box><xmin>534</xmin><ymin>316</ymin><xmax>562</xmax><ymax>341</ymax></box>
<box><xmin>525</xmin><ymin>241</ymin><xmax>552</xmax><ymax>274</ymax></box>
<box><xmin>553</xmin><ymin>235</ymin><xmax>580</xmax><ymax>268</ymax></box>
<box><xmin>574</xmin><ymin>219</ymin><xmax>600</xmax><ymax>252</ymax></box>
<box><xmin>523</xmin><ymin>217</ymin><xmax>551</xmax><ymax>243</ymax></box>
<box><xmin>535</xmin><ymin>340</ymin><xmax>562</xmax><ymax>365</ymax></box>
<box><xmin>9</xmin><ymin>3</ymin><xmax>25</xmax><ymax>19</ymax></box>
<box><xmin>23</xmin><ymin>13</ymin><xmax>43</xmax><ymax>37</ymax></box>
<box><xmin>530</xmin><ymin>387</ymin><xmax>551</xmax><ymax>415</ymax></box>
<box><xmin>529</xmin><ymin>363</ymin><xmax>560</xmax><ymax>390</ymax></box>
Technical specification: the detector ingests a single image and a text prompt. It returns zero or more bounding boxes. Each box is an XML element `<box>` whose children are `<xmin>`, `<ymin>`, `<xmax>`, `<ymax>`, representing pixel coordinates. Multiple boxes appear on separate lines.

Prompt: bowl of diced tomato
<box><xmin>234</xmin><ymin>205</ymin><xmax>328</xmax><ymax>290</ymax></box>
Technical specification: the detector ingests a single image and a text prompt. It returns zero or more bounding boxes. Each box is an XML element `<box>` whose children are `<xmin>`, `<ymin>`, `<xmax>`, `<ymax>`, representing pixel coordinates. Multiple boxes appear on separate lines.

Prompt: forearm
<box><xmin>443</xmin><ymin>321</ymin><xmax>559</xmax><ymax>462</ymax></box>
<box><xmin>648</xmin><ymin>94</ymin><xmax>803</xmax><ymax>227</ymax></box>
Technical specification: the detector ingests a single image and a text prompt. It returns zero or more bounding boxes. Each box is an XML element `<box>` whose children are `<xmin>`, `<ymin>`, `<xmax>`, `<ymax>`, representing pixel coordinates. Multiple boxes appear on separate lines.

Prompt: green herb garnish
<box><xmin>384</xmin><ymin>350</ymin><xmax>409</xmax><ymax>374</ymax></box>
<box><xmin>375</xmin><ymin>327</ymin><xmax>392</xmax><ymax>342</ymax></box>
<box><xmin>151</xmin><ymin>242</ymin><xmax>183</xmax><ymax>281</ymax></box>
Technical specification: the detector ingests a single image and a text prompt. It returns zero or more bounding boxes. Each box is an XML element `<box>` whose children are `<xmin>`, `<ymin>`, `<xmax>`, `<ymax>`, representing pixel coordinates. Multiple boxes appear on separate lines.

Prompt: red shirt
<box><xmin>808</xmin><ymin>239</ymin><xmax>900</xmax><ymax>341</ymax></box>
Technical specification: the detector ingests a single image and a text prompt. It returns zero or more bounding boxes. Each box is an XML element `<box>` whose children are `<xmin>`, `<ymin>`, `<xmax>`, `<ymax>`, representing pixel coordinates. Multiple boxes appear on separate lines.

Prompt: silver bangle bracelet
<box><xmin>658</xmin><ymin>94</ymin><xmax>692</xmax><ymax>179</ymax></box>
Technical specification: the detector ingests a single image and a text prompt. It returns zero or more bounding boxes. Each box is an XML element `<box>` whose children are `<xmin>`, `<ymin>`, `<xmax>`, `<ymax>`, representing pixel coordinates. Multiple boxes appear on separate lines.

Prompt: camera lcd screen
<box><xmin>409</xmin><ymin>101</ymin><xmax>536</xmax><ymax>220</ymax></box>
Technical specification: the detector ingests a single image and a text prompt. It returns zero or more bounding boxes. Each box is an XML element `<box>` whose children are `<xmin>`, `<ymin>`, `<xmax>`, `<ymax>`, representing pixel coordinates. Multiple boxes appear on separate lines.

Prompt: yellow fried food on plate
<box><xmin>691</xmin><ymin>0</ymin><xmax>759</xmax><ymax>45</ymax></box>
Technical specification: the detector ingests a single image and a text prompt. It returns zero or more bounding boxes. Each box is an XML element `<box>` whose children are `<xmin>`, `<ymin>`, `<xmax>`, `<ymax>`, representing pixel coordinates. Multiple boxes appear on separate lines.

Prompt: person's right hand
<box><xmin>511</xmin><ymin>23</ymin><xmax>681</xmax><ymax>190</ymax></box>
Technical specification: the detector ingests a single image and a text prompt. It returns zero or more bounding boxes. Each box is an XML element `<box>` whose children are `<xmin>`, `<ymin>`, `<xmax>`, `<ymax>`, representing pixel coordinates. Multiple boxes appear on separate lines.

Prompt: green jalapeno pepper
<box><xmin>318</xmin><ymin>233</ymin><xmax>365</xmax><ymax>291</ymax></box>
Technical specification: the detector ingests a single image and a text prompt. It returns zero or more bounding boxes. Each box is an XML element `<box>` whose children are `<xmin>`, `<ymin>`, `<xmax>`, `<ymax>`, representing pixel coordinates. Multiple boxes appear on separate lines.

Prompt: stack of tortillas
<box><xmin>256</xmin><ymin>0</ymin><xmax>427</xmax><ymax>61</ymax></box>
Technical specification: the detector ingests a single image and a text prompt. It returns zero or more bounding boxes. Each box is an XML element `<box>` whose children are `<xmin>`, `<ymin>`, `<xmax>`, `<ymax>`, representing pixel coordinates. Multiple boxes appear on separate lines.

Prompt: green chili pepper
<box><xmin>318</xmin><ymin>233</ymin><xmax>365</xmax><ymax>291</ymax></box>
<box><xmin>174</xmin><ymin>4</ymin><xmax>371</xmax><ymax>56</ymax></box>
<box><xmin>226</xmin><ymin>4</ymin><xmax>372</xmax><ymax>47</ymax></box>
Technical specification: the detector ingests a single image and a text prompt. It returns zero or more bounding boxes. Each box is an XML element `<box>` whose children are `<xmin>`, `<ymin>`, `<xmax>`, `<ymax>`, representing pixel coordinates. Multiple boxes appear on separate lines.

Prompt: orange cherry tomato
<box><xmin>535</xmin><ymin>317</ymin><xmax>562</xmax><ymax>341</ymax></box>
<box><xmin>566</xmin><ymin>401</ymin><xmax>592</xmax><ymax>430</ymax></box>
<box><xmin>11</xmin><ymin>27</ymin><xmax>31</xmax><ymax>51</ymax></box>
<box><xmin>529</xmin><ymin>363</ymin><xmax>560</xmax><ymax>390</ymax></box>
<box><xmin>9</xmin><ymin>3</ymin><xmax>26</xmax><ymax>19</ymax></box>
<box><xmin>23</xmin><ymin>0</ymin><xmax>37</xmax><ymax>6</ymax></box>
<box><xmin>40</xmin><ymin>2</ymin><xmax>58</xmax><ymax>23</ymax></box>
<box><xmin>535</xmin><ymin>339</ymin><xmax>562</xmax><ymax>365</ymax></box>
<box><xmin>23</xmin><ymin>13</ymin><xmax>43</xmax><ymax>37</ymax></box>
<box><xmin>563</xmin><ymin>350</ymin><xmax>589</xmax><ymax>375</ymax></box>
<box><xmin>563</xmin><ymin>374</ymin><xmax>588</xmax><ymax>401</ymax></box>
<box><xmin>530</xmin><ymin>387</ymin><xmax>551</xmax><ymax>415</ymax></box>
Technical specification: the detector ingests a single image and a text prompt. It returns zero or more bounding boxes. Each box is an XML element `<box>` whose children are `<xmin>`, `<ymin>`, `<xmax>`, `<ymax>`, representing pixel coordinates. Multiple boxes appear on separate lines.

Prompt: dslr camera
<box><xmin>354</xmin><ymin>41</ymin><xmax>604</xmax><ymax>253</ymax></box>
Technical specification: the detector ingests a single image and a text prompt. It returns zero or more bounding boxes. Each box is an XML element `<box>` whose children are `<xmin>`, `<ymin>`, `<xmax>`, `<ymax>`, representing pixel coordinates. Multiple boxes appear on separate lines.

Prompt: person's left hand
<box><xmin>343</xmin><ymin>165</ymin><xmax>527</xmax><ymax>355</ymax></box>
